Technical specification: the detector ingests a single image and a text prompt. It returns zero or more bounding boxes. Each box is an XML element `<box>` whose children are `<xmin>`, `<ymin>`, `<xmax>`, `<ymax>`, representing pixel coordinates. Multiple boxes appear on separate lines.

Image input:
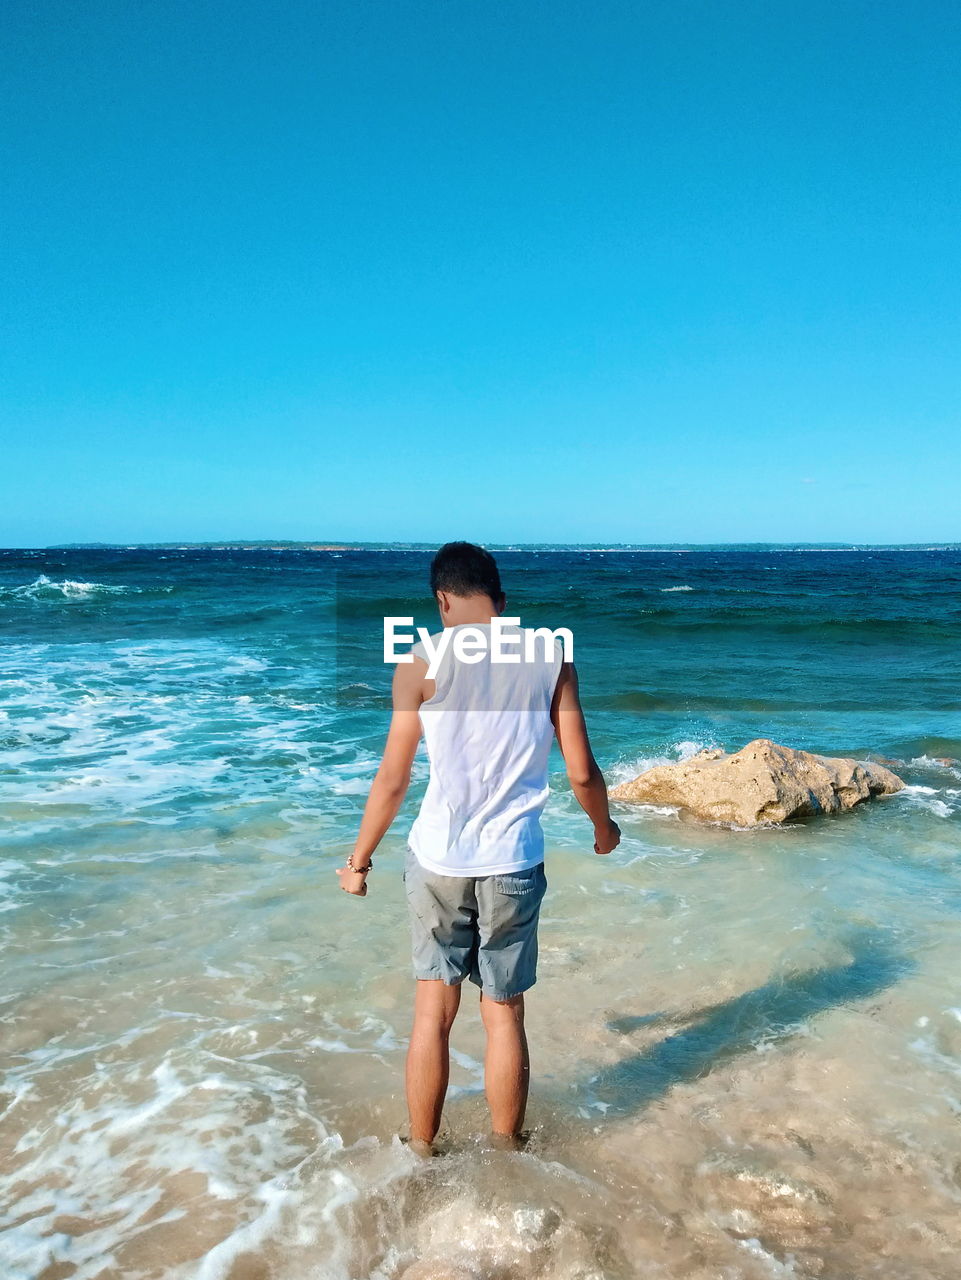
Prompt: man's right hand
<box><xmin>335</xmin><ymin>864</ymin><xmax>370</xmax><ymax>895</ymax></box>
<box><xmin>594</xmin><ymin>819</ymin><xmax>621</xmax><ymax>856</ymax></box>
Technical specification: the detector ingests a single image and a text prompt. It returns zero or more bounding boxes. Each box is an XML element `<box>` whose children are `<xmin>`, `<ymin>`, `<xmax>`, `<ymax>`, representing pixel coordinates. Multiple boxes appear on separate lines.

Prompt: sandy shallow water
<box><xmin>4</xmin><ymin>802</ymin><xmax>961</xmax><ymax>1280</ymax></box>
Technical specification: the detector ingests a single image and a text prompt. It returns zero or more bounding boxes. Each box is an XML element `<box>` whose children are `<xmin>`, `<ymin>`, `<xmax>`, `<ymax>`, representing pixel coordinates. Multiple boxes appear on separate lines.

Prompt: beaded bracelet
<box><xmin>346</xmin><ymin>853</ymin><xmax>373</xmax><ymax>875</ymax></box>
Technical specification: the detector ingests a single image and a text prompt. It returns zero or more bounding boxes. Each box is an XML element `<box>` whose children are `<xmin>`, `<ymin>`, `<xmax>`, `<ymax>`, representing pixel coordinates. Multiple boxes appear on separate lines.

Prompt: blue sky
<box><xmin>1</xmin><ymin>1</ymin><xmax>958</xmax><ymax>546</ymax></box>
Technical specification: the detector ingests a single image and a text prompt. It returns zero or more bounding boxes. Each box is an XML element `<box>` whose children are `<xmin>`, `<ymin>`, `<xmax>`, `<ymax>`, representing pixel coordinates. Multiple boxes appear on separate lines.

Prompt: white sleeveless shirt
<box><xmin>407</xmin><ymin>622</ymin><xmax>564</xmax><ymax>876</ymax></box>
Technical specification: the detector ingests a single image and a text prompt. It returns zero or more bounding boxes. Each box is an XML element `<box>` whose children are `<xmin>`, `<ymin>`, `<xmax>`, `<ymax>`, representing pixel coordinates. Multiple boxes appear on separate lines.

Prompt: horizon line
<box><xmin>4</xmin><ymin>540</ymin><xmax>961</xmax><ymax>553</ymax></box>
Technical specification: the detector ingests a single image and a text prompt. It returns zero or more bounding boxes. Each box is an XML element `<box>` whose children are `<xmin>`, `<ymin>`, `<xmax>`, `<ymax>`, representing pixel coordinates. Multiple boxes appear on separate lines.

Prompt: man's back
<box><xmin>408</xmin><ymin>622</ymin><xmax>563</xmax><ymax>876</ymax></box>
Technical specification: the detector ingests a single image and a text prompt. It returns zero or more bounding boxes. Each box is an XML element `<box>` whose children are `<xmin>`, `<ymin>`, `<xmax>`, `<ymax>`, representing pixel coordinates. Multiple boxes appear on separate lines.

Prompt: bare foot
<box><xmin>488</xmin><ymin>1129</ymin><xmax>530</xmax><ymax>1152</ymax></box>
<box><xmin>401</xmin><ymin>1135</ymin><xmax>439</xmax><ymax>1159</ymax></box>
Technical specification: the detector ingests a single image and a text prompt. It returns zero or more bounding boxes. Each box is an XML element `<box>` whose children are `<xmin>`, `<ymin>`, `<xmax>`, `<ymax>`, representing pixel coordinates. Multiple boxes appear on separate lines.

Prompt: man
<box><xmin>336</xmin><ymin>541</ymin><xmax>620</xmax><ymax>1156</ymax></box>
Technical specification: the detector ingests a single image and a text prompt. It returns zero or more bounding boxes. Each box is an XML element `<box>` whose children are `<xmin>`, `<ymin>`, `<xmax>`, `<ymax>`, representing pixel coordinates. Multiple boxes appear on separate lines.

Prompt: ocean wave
<box><xmin>0</xmin><ymin>575</ymin><xmax>148</xmax><ymax>602</ymax></box>
<box><xmin>0</xmin><ymin>639</ymin><xmax>343</xmax><ymax>838</ymax></box>
<box><xmin>897</xmin><ymin>785</ymin><xmax>959</xmax><ymax>819</ymax></box>
<box><xmin>908</xmin><ymin>754</ymin><xmax>961</xmax><ymax>778</ymax></box>
<box><xmin>608</xmin><ymin>739</ymin><xmax>714</xmax><ymax>789</ymax></box>
<box><xmin>660</xmin><ymin>584</ymin><xmax>694</xmax><ymax>592</ymax></box>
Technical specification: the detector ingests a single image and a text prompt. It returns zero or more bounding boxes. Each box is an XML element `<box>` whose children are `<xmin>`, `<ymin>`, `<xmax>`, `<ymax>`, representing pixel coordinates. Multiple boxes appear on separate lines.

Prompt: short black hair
<box><xmin>430</xmin><ymin>541</ymin><xmax>503</xmax><ymax>602</ymax></box>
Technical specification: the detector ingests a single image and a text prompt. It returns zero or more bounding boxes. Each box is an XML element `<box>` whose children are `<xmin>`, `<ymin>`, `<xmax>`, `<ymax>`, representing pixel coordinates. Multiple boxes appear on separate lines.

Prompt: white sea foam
<box><xmin>3</xmin><ymin>995</ymin><xmax>594</xmax><ymax>1279</ymax></box>
<box><xmin>897</xmin><ymin>785</ymin><xmax>958</xmax><ymax>818</ymax></box>
<box><xmin>607</xmin><ymin>739</ymin><xmax>715</xmax><ymax>790</ymax></box>
<box><xmin>674</xmin><ymin>740</ymin><xmax>707</xmax><ymax>760</ymax></box>
<box><xmin>0</xmin><ymin>575</ymin><xmax>145</xmax><ymax>602</ymax></box>
<box><xmin>0</xmin><ymin>1033</ymin><xmax>333</xmax><ymax>1280</ymax></box>
<box><xmin>909</xmin><ymin>754</ymin><xmax>961</xmax><ymax>778</ymax></box>
<box><xmin>446</xmin><ymin>1046</ymin><xmax>485</xmax><ymax>1099</ymax></box>
<box><xmin>907</xmin><ymin>1009</ymin><xmax>961</xmax><ymax>1082</ymax></box>
<box><xmin>0</xmin><ymin>639</ymin><xmax>347</xmax><ymax>840</ymax></box>
<box><xmin>660</xmin><ymin>584</ymin><xmax>694</xmax><ymax>592</ymax></box>
<box><xmin>735</xmin><ymin>1237</ymin><xmax>802</xmax><ymax>1275</ymax></box>
<box><xmin>0</xmin><ymin>859</ymin><xmax>25</xmax><ymax>914</ymax></box>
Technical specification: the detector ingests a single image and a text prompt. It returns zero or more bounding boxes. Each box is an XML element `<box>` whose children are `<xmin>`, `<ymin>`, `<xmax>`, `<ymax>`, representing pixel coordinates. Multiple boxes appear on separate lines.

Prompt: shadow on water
<box><xmin>589</xmin><ymin>928</ymin><xmax>913</xmax><ymax>1116</ymax></box>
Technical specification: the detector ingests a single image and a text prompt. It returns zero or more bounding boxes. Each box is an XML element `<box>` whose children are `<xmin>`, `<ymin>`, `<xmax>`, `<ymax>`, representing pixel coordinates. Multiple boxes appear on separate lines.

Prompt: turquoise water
<box><xmin>2</xmin><ymin>547</ymin><xmax>960</xmax><ymax>1279</ymax></box>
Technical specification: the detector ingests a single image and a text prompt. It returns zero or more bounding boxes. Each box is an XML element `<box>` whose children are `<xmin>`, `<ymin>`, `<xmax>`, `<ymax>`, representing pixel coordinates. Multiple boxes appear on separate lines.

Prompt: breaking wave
<box><xmin>0</xmin><ymin>575</ymin><xmax>146</xmax><ymax>602</ymax></box>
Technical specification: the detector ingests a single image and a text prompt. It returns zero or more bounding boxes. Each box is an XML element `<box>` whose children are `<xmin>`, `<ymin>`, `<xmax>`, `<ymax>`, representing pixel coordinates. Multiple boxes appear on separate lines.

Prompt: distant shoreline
<box><xmin>7</xmin><ymin>542</ymin><xmax>960</xmax><ymax>554</ymax></box>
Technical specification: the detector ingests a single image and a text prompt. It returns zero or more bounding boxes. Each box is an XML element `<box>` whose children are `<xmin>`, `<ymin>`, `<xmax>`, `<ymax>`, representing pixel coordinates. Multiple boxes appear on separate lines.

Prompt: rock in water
<box><xmin>608</xmin><ymin>738</ymin><xmax>904</xmax><ymax>827</ymax></box>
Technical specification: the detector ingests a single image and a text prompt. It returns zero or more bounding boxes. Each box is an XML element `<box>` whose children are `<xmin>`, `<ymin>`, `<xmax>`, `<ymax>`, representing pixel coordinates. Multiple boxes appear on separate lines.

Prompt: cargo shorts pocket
<box><xmin>493</xmin><ymin>864</ymin><xmax>546</xmax><ymax>896</ymax></box>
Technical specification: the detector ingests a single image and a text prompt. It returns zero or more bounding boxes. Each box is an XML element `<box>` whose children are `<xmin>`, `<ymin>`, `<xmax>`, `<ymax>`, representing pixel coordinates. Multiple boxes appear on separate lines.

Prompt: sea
<box><xmin>1</xmin><ymin>545</ymin><xmax>960</xmax><ymax>1280</ymax></box>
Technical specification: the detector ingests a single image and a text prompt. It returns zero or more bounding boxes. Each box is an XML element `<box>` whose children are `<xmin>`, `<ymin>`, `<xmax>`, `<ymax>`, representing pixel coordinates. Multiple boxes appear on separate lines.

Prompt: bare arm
<box><xmin>550</xmin><ymin>662</ymin><xmax>621</xmax><ymax>855</ymax></box>
<box><xmin>336</xmin><ymin>657</ymin><xmax>426</xmax><ymax>896</ymax></box>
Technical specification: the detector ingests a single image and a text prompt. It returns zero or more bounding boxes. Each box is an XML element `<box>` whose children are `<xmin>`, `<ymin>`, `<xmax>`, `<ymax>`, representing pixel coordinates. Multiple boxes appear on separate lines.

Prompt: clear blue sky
<box><xmin>1</xmin><ymin>1</ymin><xmax>958</xmax><ymax>546</ymax></box>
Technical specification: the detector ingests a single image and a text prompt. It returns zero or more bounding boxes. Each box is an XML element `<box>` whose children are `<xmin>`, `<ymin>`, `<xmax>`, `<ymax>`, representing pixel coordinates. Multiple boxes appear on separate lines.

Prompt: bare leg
<box><xmin>479</xmin><ymin>991</ymin><xmax>529</xmax><ymax>1141</ymax></box>
<box><xmin>405</xmin><ymin>979</ymin><xmax>462</xmax><ymax>1146</ymax></box>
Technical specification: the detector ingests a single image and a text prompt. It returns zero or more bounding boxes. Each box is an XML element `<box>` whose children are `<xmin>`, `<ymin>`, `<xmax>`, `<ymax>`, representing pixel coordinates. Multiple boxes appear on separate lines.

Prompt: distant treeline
<box><xmin>43</xmin><ymin>541</ymin><xmax>961</xmax><ymax>553</ymax></box>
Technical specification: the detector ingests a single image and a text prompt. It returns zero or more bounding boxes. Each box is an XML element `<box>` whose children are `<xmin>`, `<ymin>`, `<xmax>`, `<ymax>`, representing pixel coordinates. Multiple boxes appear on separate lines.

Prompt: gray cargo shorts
<box><xmin>403</xmin><ymin>846</ymin><xmax>548</xmax><ymax>1002</ymax></box>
